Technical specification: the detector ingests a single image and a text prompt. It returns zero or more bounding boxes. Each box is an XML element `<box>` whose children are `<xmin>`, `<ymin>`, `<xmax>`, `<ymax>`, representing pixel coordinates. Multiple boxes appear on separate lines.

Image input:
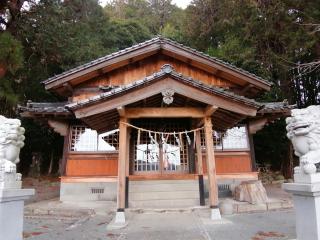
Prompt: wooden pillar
<box><xmin>195</xmin><ymin>130</ymin><xmax>203</xmax><ymax>175</ymax></box>
<box><xmin>249</xmin><ymin>133</ymin><xmax>257</xmax><ymax>171</ymax></box>
<box><xmin>203</xmin><ymin>116</ymin><xmax>219</xmax><ymax>208</ymax></box>
<box><xmin>60</xmin><ymin>125</ymin><xmax>70</xmax><ymax>176</ymax></box>
<box><xmin>125</xmin><ymin>128</ymin><xmax>131</xmax><ymax>176</ymax></box>
<box><xmin>117</xmin><ymin>117</ymin><xmax>128</xmax><ymax>211</ymax></box>
<box><xmin>195</xmin><ymin>129</ymin><xmax>205</xmax><ymax>206</ymax></box>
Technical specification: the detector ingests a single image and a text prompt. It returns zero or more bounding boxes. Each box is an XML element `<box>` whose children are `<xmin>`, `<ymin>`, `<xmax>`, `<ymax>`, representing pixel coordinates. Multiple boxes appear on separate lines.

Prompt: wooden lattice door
<box><xmin>130</xmin><ymin>119</ymin><xmax>191</xmax><ymax>175</ymax></box>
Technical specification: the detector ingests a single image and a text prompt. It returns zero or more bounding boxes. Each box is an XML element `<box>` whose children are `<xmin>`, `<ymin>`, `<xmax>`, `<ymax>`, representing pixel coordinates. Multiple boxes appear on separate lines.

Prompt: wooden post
<box><xmin>195</xmin><ymin>130</ymin><xmax>203</xmax><ymax>175</ymax></box>
<box><xmin>116</xmin><ymin>117</ymin><xmax>128</xmax><ymax>219</ymax></box>
<box><xmin>60</xmin><ymin>125</ymin><xmax>70</xmax><ymax>176</ymax></box>
<box><xmin>195</xmin><ymin>129</ymin><xmax>205</xmax><ymax>206</ymax></box>
<box><xmin>248</xmin><ymin>133</ymin><xmax>257</xmax><ymax>171</ymax></box>
<box><xmin>125</xmin><ymin>128</ymin><xmax>131</xmax><ymax>176</ymax></box>
<box><xmin>125</xmin><ymin>127</ymin><xmax>131</xmax><ymax>209</ymax></box>
<box><xmin>203</xmin><ymin>117</ymin><xmax>219</xmax><ymax>211</ymax></box>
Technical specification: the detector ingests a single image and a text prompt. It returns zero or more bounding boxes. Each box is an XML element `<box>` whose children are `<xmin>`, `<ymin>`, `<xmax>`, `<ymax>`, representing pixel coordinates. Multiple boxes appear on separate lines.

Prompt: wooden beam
<box><xmin>204</xmin><ymin>116</ymin><xmax>219</xmax><ymax>207</ymax></box>
<box><xmin>124</xmin><ymin>107</ymin><xmax>207</xmax><ymax>118</ymax></box>
<box><xmin>48</xmin><ymin>120</ymin><xmax>69</xmax><ymax>136</ymax></box>
<box><xmin>117</xmin><ymin>106</ymin><xmax>126</xmax><ymax>117</ymax></box>
<box><xmin>63</xmin><ymin>83</ymin><xmax>73</xmax><ymax>93</ymax></box>
<box><xmin>240</xmin><ymin>84</ymin><xmax>253</xmax><ymax>95</ymax></box>
<box><xmin>117</xmin><ymin>117</ymin><xmax>128</xmax><ymax>211</ymax></box>
<box><xmin>248</xmin><ymin>118</ymin><xmax>268</xmax><ymax>134</ymax></box>
<box><xmin>205</xmin><ymin>105</ymin><xmax>218</xmax><ymax>116</ymax></box>
<box><xmin>74</xmin><ymin>78</ymin><xmax>258</xmax><ymax>118</ymax></box>
<box><xmin>195</xmin><ymin>130</ymin><xmax>203</xmax><ymax>175</ymax></box>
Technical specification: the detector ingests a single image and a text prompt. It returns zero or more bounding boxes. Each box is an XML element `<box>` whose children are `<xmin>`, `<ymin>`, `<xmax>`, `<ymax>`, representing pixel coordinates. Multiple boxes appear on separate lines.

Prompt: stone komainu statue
<box><xmin>0</xmin><ymin>115</ymin><xmax>25</xmax><ymax>174</ymax></box>
<box><xmin>286</xmin><ymin>105</ymin><xmax>320</xmax><ymax>174</ymax></box>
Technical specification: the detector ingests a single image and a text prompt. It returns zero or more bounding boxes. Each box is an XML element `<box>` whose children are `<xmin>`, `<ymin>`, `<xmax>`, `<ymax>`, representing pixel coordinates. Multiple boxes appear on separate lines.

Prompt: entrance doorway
<box><xmin>130</xmin><ymin>118</ymin><xmax>194</xmax><ymax>175</ymax></box>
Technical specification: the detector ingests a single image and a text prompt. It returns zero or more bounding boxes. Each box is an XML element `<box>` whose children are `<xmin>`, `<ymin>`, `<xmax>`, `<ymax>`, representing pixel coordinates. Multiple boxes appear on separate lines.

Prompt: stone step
<box><xmin>129</xmin><ymin>183</ymin><xmax>199</xmax><ymax>192</ymax></box>
<box><xmin>129</xmin><ymin>179</ymin><xmax>200</xmax><ymax>208</ymax></box>
<box><xmin>130</xmin><ymin>190</ymin><xmax>199</xmax><ymax>201</ymax></box>
<box><xmin>129</xmin><ymin>180</ymin><xmax>197</xmax><ymax>185</ymax></box>
<box><xmin>129</xmin><ymin>198</ymin><xmax>200</xmax><ymax>208</ymax></box>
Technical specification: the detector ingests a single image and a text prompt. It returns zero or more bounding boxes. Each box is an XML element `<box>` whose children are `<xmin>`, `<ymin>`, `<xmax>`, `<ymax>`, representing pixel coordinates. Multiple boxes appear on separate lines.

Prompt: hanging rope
<box><xmin>120</xmin><ymin>121</ymin><xmax>204</xmax><ymax>135</ymax></box>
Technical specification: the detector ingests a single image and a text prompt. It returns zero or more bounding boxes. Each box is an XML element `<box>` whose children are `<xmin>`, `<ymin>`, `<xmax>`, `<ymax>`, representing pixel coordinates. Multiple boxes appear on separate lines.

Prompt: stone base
<box><xmin>211</xmin><ymin>208</ymin><xmax>221</xmax><ymax>220</ymax></box>
<box><xmin>0</xmin><ymin>188</ymin><xmax>34</xmax><ymax>240</ymax></box>
<box><xmin>0</xmin><ymin>180</ymin><xmax>22</xmax><ymax>189</ymax></box>
<box><xmin>283</xmin><ymin>182</ymin><xmax>320</xmax><ymax>240</ymax></box>
<box><xmin>115</xmin><ymin>211</ymin><xmax>126</xmax><ymax>223</ymax></box>
<box><xmin>294</xmin><ymin>173</ymin><xmax>320</xmax><ymax>184</ymax></box>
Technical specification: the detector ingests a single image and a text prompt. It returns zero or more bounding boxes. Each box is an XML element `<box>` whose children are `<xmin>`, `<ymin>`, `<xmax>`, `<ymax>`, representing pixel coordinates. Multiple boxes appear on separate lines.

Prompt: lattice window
<box><xmin>200</xmin><ymin>125</ymin><xmax>249</xmax><ymax>151</ymax></box>
<box><xmin>69</xmin><ymin>125</ymin><xmax>119</xmax><ymax>152</ymax></box>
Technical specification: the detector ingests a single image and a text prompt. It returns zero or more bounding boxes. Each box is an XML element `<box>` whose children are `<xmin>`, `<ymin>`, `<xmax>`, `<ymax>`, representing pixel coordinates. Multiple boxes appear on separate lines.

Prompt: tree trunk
<box><xmin>281</xmin><ymin>143</ymin><xmax>293</xmax><ymax>179</ymax></box>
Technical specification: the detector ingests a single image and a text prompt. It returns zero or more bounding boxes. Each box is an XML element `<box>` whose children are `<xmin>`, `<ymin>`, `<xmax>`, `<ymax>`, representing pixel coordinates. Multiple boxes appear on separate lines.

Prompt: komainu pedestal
<box><xmin>283</xmin><ymin>105</ymin><xmax>320</xmax><ymax>240</ymax></box>
<box><xmin>0</xmin><ymin>116</ymin><xmax>34</xmax><ymax>240</ymax></box>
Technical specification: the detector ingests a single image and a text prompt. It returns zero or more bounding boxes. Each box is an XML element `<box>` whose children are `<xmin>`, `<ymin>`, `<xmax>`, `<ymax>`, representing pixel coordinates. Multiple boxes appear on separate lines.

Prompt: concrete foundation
<box><xmin>115</xmin><ymin>211</ymin><xmax>126</xmax><ymax>223</ymax></box>
<box><xmin>0</xmin><ymin>188</ymin><xmax>34</xmax><ymax>240</ymax></box>
<box><xmin>60</xmin><ymin>181</ymin><xmax>117</xmax><ymax>202</ymax></box>
<box><xmin>211</xmin><ymin>207</ymin><xmax>221</xmax><ymax>220</ymax></box>
<box><xmin>283</xmin><ymin>182</ymin><xmax>320</xmax><ymax>240</ymax></box>
<box><xmin>60</xmin><ymin>178</ymin><xmax>253</xmax><ymax>203</ymax></box>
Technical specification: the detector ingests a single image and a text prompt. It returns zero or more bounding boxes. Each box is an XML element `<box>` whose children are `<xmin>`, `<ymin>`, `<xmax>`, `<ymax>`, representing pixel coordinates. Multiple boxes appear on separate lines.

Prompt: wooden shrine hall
<box><xmin>19</xmin><ymin>36</ymin><xmax>292</xmax><ymax>221</ymax></box>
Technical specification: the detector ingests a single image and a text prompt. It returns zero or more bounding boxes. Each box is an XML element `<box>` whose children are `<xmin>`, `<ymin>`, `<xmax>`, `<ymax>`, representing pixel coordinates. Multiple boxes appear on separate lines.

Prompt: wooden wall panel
<box><xmin>202</xmin><ymin>151</ymin><xmax>252</xmax><ymax>174</ymax></box>
<box><xmin>66</xmin><ymin>153</ymin><xmax>118</xmax><ymax>176</ymax></box>
<box><xmin>66</xmin><ymin>151</ymin><xmax>252</xmax><ymax>177</ymax></box>
<box><xmin>72</xmin><ymin>55</ymin><xmax>236</xmax><ymax>101</ymax></box>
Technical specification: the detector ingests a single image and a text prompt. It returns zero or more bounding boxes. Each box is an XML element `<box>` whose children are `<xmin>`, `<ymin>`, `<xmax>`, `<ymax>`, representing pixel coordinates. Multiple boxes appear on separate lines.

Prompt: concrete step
<box><xmin>130</xmin><ymin>190</ymin><xmax>199</xmax><ymax>201</ymax></box>
<box><xmin>129</xmin><ymin>179</ymin><xmax>200</xmax><ymax>208</ymax></box>
<box><xmin>129</xmin><ymin>180</ymin><xmax>198</xmax><ymax>185</ymax></box>
<box><xmin>129</xmin><ymin>183</ymin><xmax>199</xmax><ymax>192</ymax></box>
<box><xmin>129</xmin><ymin>198</ymin><xmax>200</xmax><ymax>208</ymax></box>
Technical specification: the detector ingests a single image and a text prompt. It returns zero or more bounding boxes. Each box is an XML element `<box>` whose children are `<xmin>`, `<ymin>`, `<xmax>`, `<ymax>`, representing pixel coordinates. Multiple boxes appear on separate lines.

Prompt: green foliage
<box><xmin>254</xmin><ymin>119</ymin><xmax>289</xmax><ymax>170</ymax></box>
<box><xmin>0</xmin><ymin>32</ymin><xmax>23</xmax><ymax>111</ymax></box>
<box><xmin>104</xmin><ymin>0</ymin><xmax>185</xmax><ymax>36</ymax></box>
<box><xmin>183</xmin><ymin>0</ymin><xmax>318</xmax><ymax>91</ymax></box>
<box><xmin>0</xmin><ymin>32</ymin><xmax>23</xmax><ymax>73</ymax></box>
<box><xmin>107</xmin><ymin>19</ymin><xmax>152</xmax><ymax>50</ymax></box>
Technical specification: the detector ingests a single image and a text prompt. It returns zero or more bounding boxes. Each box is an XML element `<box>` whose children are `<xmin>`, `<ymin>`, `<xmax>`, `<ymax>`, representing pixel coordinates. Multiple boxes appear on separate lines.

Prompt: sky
<box><xmin>99</xmin><ymin>0</ymin><xmax>192</xmax><ymax>9</ymax></box>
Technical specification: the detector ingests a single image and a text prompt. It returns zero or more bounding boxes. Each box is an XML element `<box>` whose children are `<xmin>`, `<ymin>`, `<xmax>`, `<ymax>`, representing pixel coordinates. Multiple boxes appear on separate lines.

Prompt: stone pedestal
<box><xmin>283</xmin><ymin>180</ymin><xmax>320</xmax><ymax>240</ymax></box>
<box><xmin>0</xmin><ymin>188</ymin><xmax>34</xmax><ymax>240</ymax></box>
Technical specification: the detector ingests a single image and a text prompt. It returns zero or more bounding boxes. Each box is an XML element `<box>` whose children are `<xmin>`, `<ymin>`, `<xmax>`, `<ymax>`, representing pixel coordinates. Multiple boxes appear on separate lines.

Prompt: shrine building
<box><xmin>19</xmin><ymin>37</ymin><xmax>292</xmax><ymax>219</ymax></box>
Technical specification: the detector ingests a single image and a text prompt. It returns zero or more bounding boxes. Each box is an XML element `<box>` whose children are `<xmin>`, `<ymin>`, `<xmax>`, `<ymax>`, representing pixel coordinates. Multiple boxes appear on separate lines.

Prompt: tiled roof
<box><xmin>42</xmin><ymin>36</ymin><xmax>272</xmax><ymax>87</ymax></box>
<box><xmin>18</xmin><ymin>101</ymin><xmax>71</xmax><ymax>115</ymax></box>
<box><xmin>67</xmin><ymin>64</ymin><xmax>261</xmax><ymax>110</ymax></box>
<box><xmin>258</xmin><ymin>101</ymin><xmax>295</xmax><ymax>114</ymax></box>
